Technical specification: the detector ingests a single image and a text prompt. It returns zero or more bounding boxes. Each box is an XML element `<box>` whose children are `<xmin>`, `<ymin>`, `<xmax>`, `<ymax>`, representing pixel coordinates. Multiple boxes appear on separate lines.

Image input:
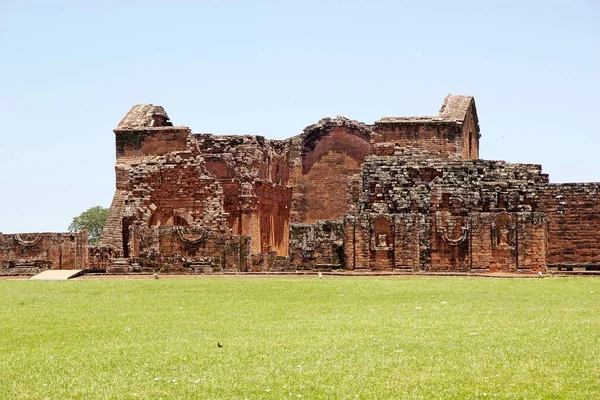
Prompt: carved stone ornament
<box><xmin>176</xmin><ymin>227</ymin><xmax>208</xmax><ymax>244</ymax></box>
<box><xmin>492</xmin><ymin>212</ymin><xmax>515</xmax><ymax>249</ymax></box>
<box><xmin>14</xmin><ymin>233</ymin><xmax>42</xmax><ymax>247</ymax></box>
<box><xmin>377</xmin><ymin>234</ymin><xmax>387</xmax><ymax>247</ymax></box>
<box><xmin>438</xmin><ymin>218</ymin><xmax>470</xmax><ymax>246</ymax></box>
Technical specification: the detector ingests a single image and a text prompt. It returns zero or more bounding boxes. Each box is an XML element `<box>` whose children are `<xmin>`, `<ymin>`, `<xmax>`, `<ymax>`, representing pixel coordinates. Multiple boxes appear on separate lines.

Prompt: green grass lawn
<box><xmin>0</xmin><ymin>277</ymin><xmax>598</xmax><ymax>399</ymax></box>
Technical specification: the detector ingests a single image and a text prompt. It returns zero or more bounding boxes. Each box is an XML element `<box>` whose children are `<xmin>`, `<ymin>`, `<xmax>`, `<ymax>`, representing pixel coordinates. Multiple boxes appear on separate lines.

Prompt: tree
<box><xmin>68</xmin><ymin>206</ymin><xmax>109</xmax><ymax>245</ymax></box>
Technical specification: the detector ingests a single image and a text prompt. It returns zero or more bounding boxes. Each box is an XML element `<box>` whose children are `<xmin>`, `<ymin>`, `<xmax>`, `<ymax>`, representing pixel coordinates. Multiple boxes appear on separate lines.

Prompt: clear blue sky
<box><xmin>1</xmin><ymin>0</ymin><xmax>599</xmax><ymax>233</ymax></box>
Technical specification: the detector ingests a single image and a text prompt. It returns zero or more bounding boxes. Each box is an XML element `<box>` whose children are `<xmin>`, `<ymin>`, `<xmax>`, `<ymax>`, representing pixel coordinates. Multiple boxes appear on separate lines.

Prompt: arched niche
<box><xmin>373</xmin><ymin>216</ymin><xmax>393</xmax><ymax>249</ymax></box>
<box><xmin>290</xmin><ymin>120</ymin><xmax>373</xmax><ymax>223</ymax></box>
<box><xmin>149</xmin><ymin>208</ymin><xmax>194</xmax><ymax>227</ymax></box>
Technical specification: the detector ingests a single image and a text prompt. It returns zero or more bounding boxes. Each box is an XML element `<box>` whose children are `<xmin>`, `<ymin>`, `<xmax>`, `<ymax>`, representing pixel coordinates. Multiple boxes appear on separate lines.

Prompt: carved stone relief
<box><xmin>491</xmin><ymin>212</ymin><xmax>515</xmax><ymax>249</ymax></box>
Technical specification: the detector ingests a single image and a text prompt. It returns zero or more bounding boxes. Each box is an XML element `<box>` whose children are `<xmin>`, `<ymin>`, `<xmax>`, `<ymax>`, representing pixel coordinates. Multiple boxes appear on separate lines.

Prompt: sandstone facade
<box><xmin>2</xmin><ymin>95</ymin><xmax>599</xmax><ymax>274</ymax></box>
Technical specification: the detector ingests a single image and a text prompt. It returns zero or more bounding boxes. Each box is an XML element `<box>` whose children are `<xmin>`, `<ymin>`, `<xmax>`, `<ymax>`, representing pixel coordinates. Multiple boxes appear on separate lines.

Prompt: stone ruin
<box><xmin>2</xmin><ymin>95</ymin><xmax>600</xmax><ymax>275</ymax></box>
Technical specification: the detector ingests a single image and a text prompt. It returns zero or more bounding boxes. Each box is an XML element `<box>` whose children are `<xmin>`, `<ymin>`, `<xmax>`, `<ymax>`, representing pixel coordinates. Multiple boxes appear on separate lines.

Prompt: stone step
<box><xmin>29</xmin><ymin>270</ymin><xmax>83</xmax><ymax>280</ymax></box>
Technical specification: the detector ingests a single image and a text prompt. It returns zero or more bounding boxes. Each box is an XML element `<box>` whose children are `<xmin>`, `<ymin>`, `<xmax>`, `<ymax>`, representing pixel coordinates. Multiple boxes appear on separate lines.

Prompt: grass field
<box><xmin>0</xmin><ymin>276</ymin><xmax>598</xmax><ymax>399</ymax></box>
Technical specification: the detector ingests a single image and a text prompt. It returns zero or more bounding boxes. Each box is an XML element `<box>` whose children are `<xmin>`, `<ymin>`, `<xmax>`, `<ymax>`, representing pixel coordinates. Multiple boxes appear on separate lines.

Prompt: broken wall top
<box><xmin>115</xmin><ymin>94</ymin><xmax>477</xmax><ymax>142</ymax></box>
<box><xmin>116</xmin><ymin>104</ymin><xmax>175</xmax><ymax>130</ymax></box>
<box><xmin>376</xmin><ymin>94</ymin><xmax>477</xmax><ymax>127</ymax></box>
<box><xmin>360</xmin><ymin>155</ymin><xmax>549</xmax><ymax>214</ymax></box>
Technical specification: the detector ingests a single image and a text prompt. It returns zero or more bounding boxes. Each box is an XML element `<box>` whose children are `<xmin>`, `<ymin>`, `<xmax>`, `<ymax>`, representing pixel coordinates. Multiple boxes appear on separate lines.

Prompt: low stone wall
<box><xmin>103</xmin><ymin>226</ymin><xmax>251</xmax><ymax>274</ymax></box>
<box><xmin>0</xmin><ymin>232</ymin><xmax>88</xmax><ymax>276</ymax></box>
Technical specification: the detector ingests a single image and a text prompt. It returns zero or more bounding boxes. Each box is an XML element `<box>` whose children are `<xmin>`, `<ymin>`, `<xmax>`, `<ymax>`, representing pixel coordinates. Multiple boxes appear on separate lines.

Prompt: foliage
<box><xmin>0</xmin><ymin>277</ymin><xmax>598</xmax><ymax>399</ymax></box>
<box><xmin>68</xmin><ymin>206</ymin><xmax>109</xmax><ymax>245</ymax></box>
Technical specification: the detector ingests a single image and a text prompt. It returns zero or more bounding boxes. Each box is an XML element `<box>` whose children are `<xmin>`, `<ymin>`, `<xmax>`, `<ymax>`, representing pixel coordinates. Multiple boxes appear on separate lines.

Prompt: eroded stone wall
<box><xmin>288</xmin><ymin>119</ymin><xmax>372</xmax><ymax>223</ymax></box>
<box><xmin>352</xmin><ymin>154</ymin><xmax>550</xmax><ymax>272</ymax></box>
<box><xmin>191</xmin><ymin>134</ymin><xmax>292</xmax><ymax>255</ymax></box>
<box><xmin>115</xmin><ymin>128</ymin><xmax>190</xmax><ymax>160</ymax></box>
<box><xmin>0</xmin><ymin>232</ymin><xmax>88</xmax><ymax>275</ymax></box>
<box><xmin>344</xmin><ymin>214</ymin><xmax>422</xmax><ymax>271</ymax></box>
<box><xmin>88</xmin><ymin>95</ymin><xmax>600</xmax><ymax>274</ymax></box>
<box><xmin>98</xmin><ymin>190</ymin><xmax>126</xmax><ymax>254</ymax></box>
<box><xmin>539</xmin><ymin>183</ymin><xmax>600</xmax><ymax>270</ymax></box>
<box><xmin>372</xmin><ymin>121</ymin><xmax>464</xmax><ymax>159</ymax></box>
<box><xmin>289</xmin><ymin>220</ymin><xmax>345</xmax><ymax>270</ymax></box>
<box><xmin>107</xmin><ymin>226</ymin><xmax>250</xmax><ymax>274</ymax></box>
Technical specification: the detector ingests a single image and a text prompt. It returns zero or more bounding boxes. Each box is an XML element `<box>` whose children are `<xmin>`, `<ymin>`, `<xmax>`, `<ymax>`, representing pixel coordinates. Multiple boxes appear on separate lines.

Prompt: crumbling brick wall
<box><xmin>94</xmin><ymin>95</ymin><xmax>600</xmax><ymax>274</ymax></box>
<box><xmin>115</xmin><ymin>128</ymin><xmax>190</xmax><ymax>159</ymax></box>
<box><xmin>100</xmin><ymin>98</ymin><xmax>477</xmax><ymax>269</ymax></box>
<box><xmin>0</xmin><ymin>232</ymin><xmax>88</xmax><ymax>275</ymax></box>
<box><xmin>88</xmin><ymin>246</ymin><xmax>116</xmax><ymax>271</ymax></box>
<box><xmin>109</xmin><ymin>150</ymin><xmax>227</xmax><ymax>259</ymax></box>
<box><xmin>344</xmin><ymin>214</ymin><xmax>422</xmax><ymax>271</ymax></box>
<box><xmin>288</xmin><ymin>118</ymin><xmax>373</xmax><ymax>223</ymax></box>
<box><xmin>539</xmin><ymin>183</ymin><xmax>600</xmax><ymax>269</ymax></box>
<box><xmin>192</xmin><ymin>134</ymin><xmax>292</xmax><ymax>255</ymax></box>
<box><xmin>289</xmin><ymin>220</ymin><xmax>345</xmax><ymax>270</ymax></box>
<box><xmin>372</xmin><ymin>121</ymin><xmax>464</xmax><ymax>159</ymax></box>
<box><xmin>108</xmin><ymin>226</ymin><xmax>250</xmax><ymax>274</ymax></box>
<box><xmin>353</xmin><ymin>153</ymin><xmax>549</xmax><ymax>272</ymax></box>
<box><xmin>98</xmin><ymin>190</ymin><xmax>126</xmax><ymax>254</ymax></box>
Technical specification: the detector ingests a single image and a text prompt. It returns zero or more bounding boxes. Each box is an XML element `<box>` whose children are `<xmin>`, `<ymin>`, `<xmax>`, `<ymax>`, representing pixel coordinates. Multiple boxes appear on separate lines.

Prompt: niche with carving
<box><xmin>491</xmin><ymin>212</ymin><xmax>515</xmax><ymax>249</ymax></box>
<box><xmin>372</xmin><ymin>217</ymin><xmax>393</xmax><ymax>250</ymax></box>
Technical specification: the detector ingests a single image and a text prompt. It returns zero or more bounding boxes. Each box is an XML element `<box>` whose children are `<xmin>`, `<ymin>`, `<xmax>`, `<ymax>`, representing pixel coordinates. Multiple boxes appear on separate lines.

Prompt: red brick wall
<box><xmin>430</xmin><ymin>212</ymin><xmax>470</xmax><ymax>271</ymax></box>
<box><xmin>427</xmin><ymin>212</ymin><xmax>547</xmax><ymax>273</ymax></box>
<box><xmin>290</xmin><ymin>126</ymin><xmax>371</xmax><ymax>223</ymax></box>
<box><xmin>461</xmin><ymin>109</ymin><xmax>480</xmax><ymax>159</ymax></box>
<box><xmin>115</xmin><ymin>128</ymin><xmax>189</xmax><ymax>160</ymax></box>
<box><xmin>514</xmin><ymin>213</ymin><xmax>548</xmax><ymax>272</ymax></box>
<box><xmin>255</xmin><ymin>182</ymin><xmax>292</xmax><ymax>255</ymax></box>
<box><xmin>469</xmin><ymin>212</ymin><xmax>547</xmax><ymax>273</ymax></box>
<box><xmin>193</xmin><ymin>134</ymin><xmax>292</xmax><ymax>256</ymax></box>
<box><xmin>122</xmin><ymin>226</ymin><xmax>250</xmax><ymax>273</ymax></box>
<box><xmin>393</xmin><ymin>215</ymin><xmax>422</xmax><ymax>271</ymax></box>
<box><xmin>344</xmin><ymin>216</ymin><xmax>371</xmax><ymax>269</ymax></box>
<box><xmin>98</xmin><ymin>190</ymin><xmax>126</xmax><ymax>253</ymax></box>
<box><xmin>539</xmin><ymin>183</ymin><xmax>600</xmax><ymax>267</ymax></box>
<box><xmin>373</xmin><ymin>122</ymin><xmax>463</xmax><ymax>158</ymax></box>
<box><xmin>343</xmin><ymin>214</ymin><xmax>421</xmax><ymax>271</ymax></box>
<box><xmin>293</xmin><ymin>152</ymin><xmax>361</xmax><ymax>222</ymax></box>
<box><xmin>0</xmin><ymin>232</ymin><xmax>89</xmax><ymax>275</ymax></box>
<box><xmin>126</xmin><ymin>155</ymin><xmax>226</xmax><ymax>232</ymax></box>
